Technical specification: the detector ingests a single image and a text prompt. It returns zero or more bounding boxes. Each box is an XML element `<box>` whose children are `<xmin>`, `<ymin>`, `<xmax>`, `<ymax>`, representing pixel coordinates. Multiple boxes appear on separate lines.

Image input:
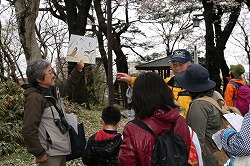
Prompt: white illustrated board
<box><xmin>66</xmin><ymin>34</ymin><xmax>97</xmax><ymax>64</ymax></box>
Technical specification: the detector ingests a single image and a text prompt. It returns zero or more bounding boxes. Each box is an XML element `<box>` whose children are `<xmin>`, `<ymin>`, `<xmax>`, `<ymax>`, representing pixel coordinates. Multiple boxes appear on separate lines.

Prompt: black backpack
<box><xmin>131</xmin><ymin>119</ymin><xmax>191</xmax><ymax>166</ymax></box>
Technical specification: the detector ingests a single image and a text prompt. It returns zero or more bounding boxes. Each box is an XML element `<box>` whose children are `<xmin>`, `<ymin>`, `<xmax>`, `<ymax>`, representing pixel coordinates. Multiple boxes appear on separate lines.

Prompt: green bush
<box><xmin>0</xmin><ymin>81</ymin><xmax>24</xmax><ymax>156</ymax></box>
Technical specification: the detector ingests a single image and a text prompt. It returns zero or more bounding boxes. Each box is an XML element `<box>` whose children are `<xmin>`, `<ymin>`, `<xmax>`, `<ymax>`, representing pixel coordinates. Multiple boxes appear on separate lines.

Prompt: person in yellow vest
<box><xmin>116</xmin><ymin>49</ymin><xmax>193</xmax><ymax>118</ymax></box>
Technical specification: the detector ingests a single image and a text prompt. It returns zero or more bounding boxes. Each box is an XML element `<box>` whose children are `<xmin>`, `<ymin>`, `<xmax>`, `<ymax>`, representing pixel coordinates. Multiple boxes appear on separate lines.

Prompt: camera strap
<box><xmin>47</xmin><ymin>98</ymin><xmax>71</xmax><ymax>134</ymax></box>
<box><xmin>47</xmin><ymin>97</ymin><xmax>65</xmax><ymax>119</ymax></box>
<box><xmin>49</xmin><ymin>106</ymin><xmax>56</xmax><ymax>120</ymax></box>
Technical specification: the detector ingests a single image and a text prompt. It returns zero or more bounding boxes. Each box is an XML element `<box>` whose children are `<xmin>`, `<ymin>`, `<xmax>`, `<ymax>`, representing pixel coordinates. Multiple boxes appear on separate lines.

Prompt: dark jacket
<box><xmin>22</xmin><ymin>67</ymin><xmax>83</xmax><ymax>158</ymax></box>
<box><xmin>82</xmin><ymin>130</ymin><xmax>122</xmax><ymax>166</ymax></box>
<box><xmin>118</xmin><ymin>108</ymin><xmax>190</xmax><ymax>166</ymax></box>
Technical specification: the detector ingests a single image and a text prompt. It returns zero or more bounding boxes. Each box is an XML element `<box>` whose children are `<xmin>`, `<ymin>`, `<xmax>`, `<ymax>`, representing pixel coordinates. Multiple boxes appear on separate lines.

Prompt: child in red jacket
<box><xmin>82</xmin><ymin>106</ymin><xmax>122</xmax><ymax>166</ymax></box>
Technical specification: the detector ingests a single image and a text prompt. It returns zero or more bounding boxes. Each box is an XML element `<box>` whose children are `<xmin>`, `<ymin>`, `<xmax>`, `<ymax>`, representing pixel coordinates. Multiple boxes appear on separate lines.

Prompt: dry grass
<box><xmin>0</xmin><ymin>103</ymin><xmax>132</xmax><ymax>166</ymax></box>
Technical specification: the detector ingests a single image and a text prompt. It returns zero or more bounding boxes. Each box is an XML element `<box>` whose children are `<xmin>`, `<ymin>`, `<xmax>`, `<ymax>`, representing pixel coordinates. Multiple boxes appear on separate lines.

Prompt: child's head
<box><xmin>101</xmin><ymin>106</ymin><xmax>121</xmax><ymax>126</ymax></box>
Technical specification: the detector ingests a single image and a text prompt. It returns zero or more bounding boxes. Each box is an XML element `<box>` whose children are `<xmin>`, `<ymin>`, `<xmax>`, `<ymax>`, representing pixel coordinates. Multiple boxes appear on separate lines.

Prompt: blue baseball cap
<box><xmin>170</xmin><ymin>49</ymin><xmax>193</xmax><ymax>63</ymax></box>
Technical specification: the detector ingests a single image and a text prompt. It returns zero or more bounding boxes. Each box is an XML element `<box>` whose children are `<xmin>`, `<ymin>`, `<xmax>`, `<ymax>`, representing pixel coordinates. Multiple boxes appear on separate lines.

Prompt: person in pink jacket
<box><xmin>118</xmin><ymin>72</ymin><xmax>190</xmax><ymax>166</ymax></box>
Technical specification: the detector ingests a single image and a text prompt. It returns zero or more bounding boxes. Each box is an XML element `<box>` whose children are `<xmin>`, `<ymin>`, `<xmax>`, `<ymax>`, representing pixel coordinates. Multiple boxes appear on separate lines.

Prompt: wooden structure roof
<box><xmin>135</xmin><ymin>57</ymin><xmax>172</xmax><ymax>78</ymax></box>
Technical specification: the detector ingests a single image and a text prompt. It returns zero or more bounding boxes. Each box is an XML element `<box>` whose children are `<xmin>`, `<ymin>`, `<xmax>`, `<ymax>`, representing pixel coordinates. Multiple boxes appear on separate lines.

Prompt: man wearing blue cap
<box><xmin>116</xmin><ymin>49</ymin><xmax>193</xmax><ymax>118</ymax></box>
<box><xmin>169</xmin><ymin>49</ymin><xmax>193</xmax><ymax>75</ymax></box>
<box><xmin>165</xmin><ymin>49</ymin><xmax>193</xmax><ymax>117</ymax></box>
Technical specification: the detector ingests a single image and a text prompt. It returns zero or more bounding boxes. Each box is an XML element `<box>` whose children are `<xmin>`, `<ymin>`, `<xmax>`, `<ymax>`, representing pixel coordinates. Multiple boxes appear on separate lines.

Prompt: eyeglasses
<box><xmin>45</xmin><ymin>68</ymin><xmax>55</xmax><ymax>75</ymax></box>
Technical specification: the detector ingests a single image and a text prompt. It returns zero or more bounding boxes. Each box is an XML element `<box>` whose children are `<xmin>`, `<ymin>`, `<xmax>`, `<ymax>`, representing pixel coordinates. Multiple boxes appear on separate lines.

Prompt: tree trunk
<box><xmin>203</xmin><ymin>1</ymin><xmax>220</xmax><ymax>91</ymax></box>
<box><xmin>202</xmin><ymin>0</ymin><xmax>241</xmax><ymax>94</ymax></box>
<box><xmin>216</xmin><ymin>3</ymin><xmax>241</xmax><ymax>93</ymax></box>
<box><xmin>14</xmin><ymin>0</ymin><xmax>42</xmax><ymax>64</ymax></box>
<box><xmin>94</xmin><ymin>0</ymin><xmax>129</xmax><ymax>106</ymax></box>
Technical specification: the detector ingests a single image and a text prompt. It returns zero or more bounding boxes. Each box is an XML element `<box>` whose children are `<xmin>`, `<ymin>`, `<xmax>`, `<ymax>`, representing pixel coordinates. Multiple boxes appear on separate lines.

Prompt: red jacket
<box><xmin>118</xmin><ymin>108</ymin><xmax>190</xmax><ymax>166</ymax></box>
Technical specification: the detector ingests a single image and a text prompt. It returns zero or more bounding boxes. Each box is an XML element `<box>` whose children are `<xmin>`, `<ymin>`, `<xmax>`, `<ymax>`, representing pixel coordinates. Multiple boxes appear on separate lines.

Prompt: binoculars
<box><xmin>54</xmin><ymin>117</ymin><xmax>71</xmax><ymax>134</ymax></box>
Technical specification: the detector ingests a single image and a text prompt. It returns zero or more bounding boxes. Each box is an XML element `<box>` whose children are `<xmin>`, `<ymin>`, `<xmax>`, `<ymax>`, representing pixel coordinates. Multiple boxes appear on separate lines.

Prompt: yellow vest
<box><xmin>164</xmin><ymin>77</ymin><xmax>192</xmax><ymax>118</ymax></box>
<box><xmin>130</xmin><ymin>76</ymin><xmax>192</xmax><ymax>118</ymax></box>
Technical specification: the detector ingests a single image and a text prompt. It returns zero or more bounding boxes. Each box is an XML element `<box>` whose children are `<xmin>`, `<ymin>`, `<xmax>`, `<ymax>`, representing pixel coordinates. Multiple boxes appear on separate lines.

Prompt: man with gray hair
<box><xmin>22</xmin><ymin>59</ymin><xmax>84</xmax><ymax>166</ymax></box>
<box><xmin>116</xmin><ymin>49</ymin><xmax>193</xmax><ymax>118</ymax></box>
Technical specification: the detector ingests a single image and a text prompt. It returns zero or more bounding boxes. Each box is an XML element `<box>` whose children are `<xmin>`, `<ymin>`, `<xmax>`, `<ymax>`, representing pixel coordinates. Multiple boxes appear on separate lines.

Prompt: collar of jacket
<box><xmin>34</xmin><ymin>85</ymin><xmax>59</xmax><ymax>100</ymax></box>
<box><xmin>167</xmin><ymin>76</ymin><xmax>182</xmax><ymax>88</ymax></box>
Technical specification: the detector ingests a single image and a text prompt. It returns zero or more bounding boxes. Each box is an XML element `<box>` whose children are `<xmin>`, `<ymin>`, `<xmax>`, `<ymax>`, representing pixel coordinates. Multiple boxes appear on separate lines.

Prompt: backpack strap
<box><xmin>229</xmin><ymin>81</ymin><xmax>242</xmax><ymax>101</ymax></box>
<box><xmin>229</xmin><ymin>81</ymin><xmax>241</xmax><ymax>89</ymax></box>
<box><xmin>194</xmin><ymin>96</ymin><xmax>222</xmax><ymax>112</ymax></box>
<box><xmin>192</xmin><ymin>96</ymin><xmax>232</xmax><ymax>159</ymax></box>
<box><xmin>131</xmin><ymin>119</ymin><xmax>156</xmax><ymax>136</ymax></box>
<box><xmin>131</xmin><ymin>119</ymin><xmax>175</xmax><ymax>136</ymax></box>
